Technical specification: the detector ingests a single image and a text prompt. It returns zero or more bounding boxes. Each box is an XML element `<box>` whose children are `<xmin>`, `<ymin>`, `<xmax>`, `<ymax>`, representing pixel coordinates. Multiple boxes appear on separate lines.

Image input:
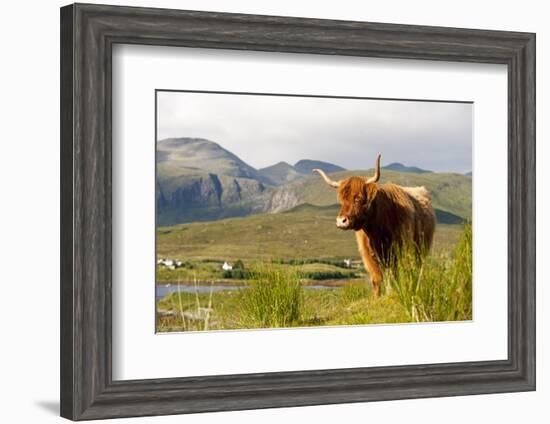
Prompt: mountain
<box><xmin>157</xmin><ymin>137</ymin><xmax>270</xmax><ymax>183</ymax></box>
<box><xmin>258</xmin><ymin>159</ymin><xmax>346</xmax><ymax>185</ymax></box>
<box><xmin>464</xmin><ymin>171</ymin><xmax>472</xmax><ymax>176</ymax></box>
<box><xmin>156</xmin><ymin>137</ymin><xmax>471</xmax><ymax>226</ymax></box>
<box><xmin>258</xmin><ymin>161</ymin><xmax>303</xmax><ymax>185</ymax></box>
<box><xmin>294</xmin><ymin>159</ymin><xmax>345</xmax><ymax>175</ymax></box>
<box><xmin>157</xmin><ymin>138</ymin><xmax>273</xmax><ymax>224</ymax></box>
<box><xmin>156</xmin><ymin>137</ymin><xmax>350</xmax><ymax>224</ymax></box>
<box><xmin>383</xmin><ymin>162</ymin><xmax>432</xmax><ymax>174</ymax></box>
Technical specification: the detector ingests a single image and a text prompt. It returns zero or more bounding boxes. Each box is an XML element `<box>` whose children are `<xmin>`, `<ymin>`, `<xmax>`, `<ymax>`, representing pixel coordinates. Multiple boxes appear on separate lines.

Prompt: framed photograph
<box><xmin>60</xmin><ymin>3</ymin><xmax>535</xmax><ymax>420</ymax></box>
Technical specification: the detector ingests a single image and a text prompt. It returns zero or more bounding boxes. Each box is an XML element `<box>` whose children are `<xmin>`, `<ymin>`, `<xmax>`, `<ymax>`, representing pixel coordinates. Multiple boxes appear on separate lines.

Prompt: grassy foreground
<box><xmin>157</xmin><ymin>224</ymin><xmax>472</xmax><ymax>332</ymax></box>
<box><xmin>157</xmin><ymin>281</ymin><xmax>408</xmax><ymax>332</ymax></box>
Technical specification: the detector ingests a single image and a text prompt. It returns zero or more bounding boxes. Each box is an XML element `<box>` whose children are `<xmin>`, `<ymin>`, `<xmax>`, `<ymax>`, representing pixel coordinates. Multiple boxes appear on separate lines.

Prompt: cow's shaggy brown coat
<box><xmin>314</xmin><ymin>155</ymin><xmax>436</xmax><ymax>296</ymax></box>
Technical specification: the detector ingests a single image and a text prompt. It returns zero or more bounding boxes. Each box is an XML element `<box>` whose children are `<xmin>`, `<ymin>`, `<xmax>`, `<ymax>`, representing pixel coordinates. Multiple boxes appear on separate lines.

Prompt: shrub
<box><xmin>300</xmin><ymin>270</ymin><xmax>355</xmax><ymax>280</ymax></box>
<box><xmin>223</xmin><ymin>269</ymin><xmax>249</xmax><ymax>279</ymax></box>
<box><xmin>238</xmin><ymin>265</ymin><xmax>304</xmax><ymax>328</ymax></box>
<box><xmin>271</xmin><ymin>258</ymin><xmax>351</xmax><ymax>268</ymax></box>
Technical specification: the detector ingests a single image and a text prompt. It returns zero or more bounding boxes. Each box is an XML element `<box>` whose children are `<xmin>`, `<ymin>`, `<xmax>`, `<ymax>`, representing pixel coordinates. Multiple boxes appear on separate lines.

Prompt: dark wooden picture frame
<box><xmin>60</xmin><ymin>3</ymin><xmax>536</xmax><ymax>420</ymax></box>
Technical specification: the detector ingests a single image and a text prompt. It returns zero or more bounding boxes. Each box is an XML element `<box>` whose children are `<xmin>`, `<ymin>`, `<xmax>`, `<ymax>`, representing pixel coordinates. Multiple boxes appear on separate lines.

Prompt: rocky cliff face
<box><xmin>265</xmin><ymin>185</ymin><xmax>301</xmax><ymax>214</ymax></box>
<box><xmin>157</xmin><ymin>174</ymin><xmax>223</xmax><ymax>211</ymax></box>
<box><xmin>156</xmin><ymin>137</ymin><xmax>349</xmax><ymax>225</ymax></box>
<box><xmin>157</xmin><ymin>172</ymin><xmax>269</xmax><ymax>225</ymax></box>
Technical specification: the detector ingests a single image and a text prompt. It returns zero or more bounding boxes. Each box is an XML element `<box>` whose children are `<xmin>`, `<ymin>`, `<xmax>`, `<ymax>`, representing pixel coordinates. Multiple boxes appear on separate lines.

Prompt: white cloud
<box><xmin>157</xmin><ymin>91</ymin><xmax>472</xmax><ymax>173</ymax></box>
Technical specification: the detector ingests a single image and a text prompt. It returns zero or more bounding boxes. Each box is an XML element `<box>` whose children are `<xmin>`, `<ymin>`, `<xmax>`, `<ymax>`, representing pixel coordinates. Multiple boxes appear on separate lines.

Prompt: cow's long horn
<box><xmin>365</xmin><ymin>153</ymin><xmax>381</xmax><ymax>184</ymax></box>
<box><xmin>313</xmin><ymin>169</ymin><xmax>340</xmax><ymax>188</ymax></box>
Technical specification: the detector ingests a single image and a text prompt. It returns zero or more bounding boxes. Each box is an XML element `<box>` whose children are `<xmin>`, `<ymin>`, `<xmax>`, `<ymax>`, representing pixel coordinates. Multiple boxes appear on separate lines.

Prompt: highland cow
<box><xmin>313</xmin><ymin>154</ymin><xmax>436</xmax><ymax>297</ymax></box>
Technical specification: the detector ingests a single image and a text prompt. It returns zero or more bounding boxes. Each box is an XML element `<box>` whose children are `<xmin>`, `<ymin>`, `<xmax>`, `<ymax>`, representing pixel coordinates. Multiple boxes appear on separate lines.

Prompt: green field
<box><xmin>156</xmin><ymin>204</ymin><xmax>471</xmax><ymax>332</ymax></box>
<box><xmin>157</xmin><ymin>204</ymin><xmax>461</xmax><ymax>269</ymax></box>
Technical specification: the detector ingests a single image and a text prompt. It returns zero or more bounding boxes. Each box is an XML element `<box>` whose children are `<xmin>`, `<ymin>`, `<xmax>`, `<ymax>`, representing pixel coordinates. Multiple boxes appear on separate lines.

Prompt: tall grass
<box><xmin>340</xmin><ymin>281</ymin><xmax>371</xmax><ymax>304</ymax></box>
<box><xmin>238</xmin><ymin>265</ymin><xmax>304</xmax><ymax>328</ymax></box>
<box><xmin>157</xmin><ymin>275</ymin><xmax>214</xmax><ymax>332</ymax></box>
<box><xmin>386</xmin><ymin>223</ymin><xmax>472</xmax><ymax>322</ymax></box>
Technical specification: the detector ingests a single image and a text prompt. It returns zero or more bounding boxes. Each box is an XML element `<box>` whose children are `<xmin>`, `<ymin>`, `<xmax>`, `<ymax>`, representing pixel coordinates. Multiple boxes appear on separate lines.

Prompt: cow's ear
<box><xmin>365</xmin><ymin>183</ymin><xmax>378</xmax><ymax>203</ymax></box>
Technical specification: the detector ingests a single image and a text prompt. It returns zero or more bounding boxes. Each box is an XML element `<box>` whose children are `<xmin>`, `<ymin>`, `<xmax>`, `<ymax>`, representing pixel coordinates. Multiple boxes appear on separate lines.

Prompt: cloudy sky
<box><xmin>157</xmin><ymin>90</ymin><xmax>472</xmax><ymax>173</ymax></box>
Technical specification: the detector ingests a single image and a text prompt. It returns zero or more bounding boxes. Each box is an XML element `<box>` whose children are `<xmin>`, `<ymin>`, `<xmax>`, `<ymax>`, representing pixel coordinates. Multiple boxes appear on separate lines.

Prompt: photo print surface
<box><xmin>155</xmin><ymin>90</ymin><xmax>473</xmax><ymax>333</ymax></box>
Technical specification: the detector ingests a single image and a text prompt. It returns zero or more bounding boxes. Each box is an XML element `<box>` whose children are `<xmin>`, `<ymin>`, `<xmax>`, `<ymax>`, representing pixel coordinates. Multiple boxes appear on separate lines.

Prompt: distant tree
<box><xmin>233</xmin><ymin>259</ymin><xmax>245</xmax><ymax>270</ymax></box>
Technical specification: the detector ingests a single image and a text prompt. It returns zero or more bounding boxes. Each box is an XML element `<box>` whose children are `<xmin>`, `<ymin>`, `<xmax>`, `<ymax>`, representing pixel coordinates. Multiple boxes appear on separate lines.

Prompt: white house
<box><xmin>344</xmin><ymin>259</ymin><xmax>352</xmax><ymax>268</ymax></box>
<box><xmin>222</xmin><ymin>261</ymin><xmax>233</xmax><ymax>271</ymax></box>
<box><xmin>157</xmin><ymin>258</ymin><xmax>179</xmax><ymax>270</ymax></box>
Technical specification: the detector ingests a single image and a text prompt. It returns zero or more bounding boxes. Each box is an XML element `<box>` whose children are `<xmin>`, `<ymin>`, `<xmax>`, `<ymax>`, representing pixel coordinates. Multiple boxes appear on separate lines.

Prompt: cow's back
<box><xmin>403</xmin><ymin>186</ymin><xmax>436</xmax><ymax>251</ymax></box>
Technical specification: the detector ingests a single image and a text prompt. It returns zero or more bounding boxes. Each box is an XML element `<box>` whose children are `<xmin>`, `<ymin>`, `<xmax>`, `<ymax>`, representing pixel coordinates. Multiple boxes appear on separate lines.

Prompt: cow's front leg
<box><xmin>355</xmin><ymin>230</ymin><xmax>383</xmax><ymax>297</ymax></box>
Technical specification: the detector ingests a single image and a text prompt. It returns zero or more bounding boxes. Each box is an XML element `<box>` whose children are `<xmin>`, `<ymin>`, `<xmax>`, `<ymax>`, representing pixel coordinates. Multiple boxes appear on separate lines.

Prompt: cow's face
<box><xmin>312</xmin><ymin>153</ymin><xmax>382</xmax><ymax>231</ymax></box>
<box><xmin>335</xmin><ymin>177</ymin><xmax>377</xmax><ymax>230</ymax></box>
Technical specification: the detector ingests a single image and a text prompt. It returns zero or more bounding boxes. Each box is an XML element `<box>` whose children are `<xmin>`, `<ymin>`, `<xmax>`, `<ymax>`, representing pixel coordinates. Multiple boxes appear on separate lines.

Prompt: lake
<box><xmin>156</xmin><ymin>283</ymin><xmax>336</xmax><ymax>299</ymax></box>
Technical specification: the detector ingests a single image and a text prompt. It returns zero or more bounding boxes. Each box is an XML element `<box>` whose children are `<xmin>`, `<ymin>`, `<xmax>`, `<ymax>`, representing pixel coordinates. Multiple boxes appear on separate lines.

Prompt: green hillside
<box><xmin>157</xmin><ymin>168</ymin><xmax>471</xmax><ymax>225</ymax></box>
<box><xmin>280</xmin><ymin>169</ymin><xmax>472</xmax><ymax>220</ymax></box>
